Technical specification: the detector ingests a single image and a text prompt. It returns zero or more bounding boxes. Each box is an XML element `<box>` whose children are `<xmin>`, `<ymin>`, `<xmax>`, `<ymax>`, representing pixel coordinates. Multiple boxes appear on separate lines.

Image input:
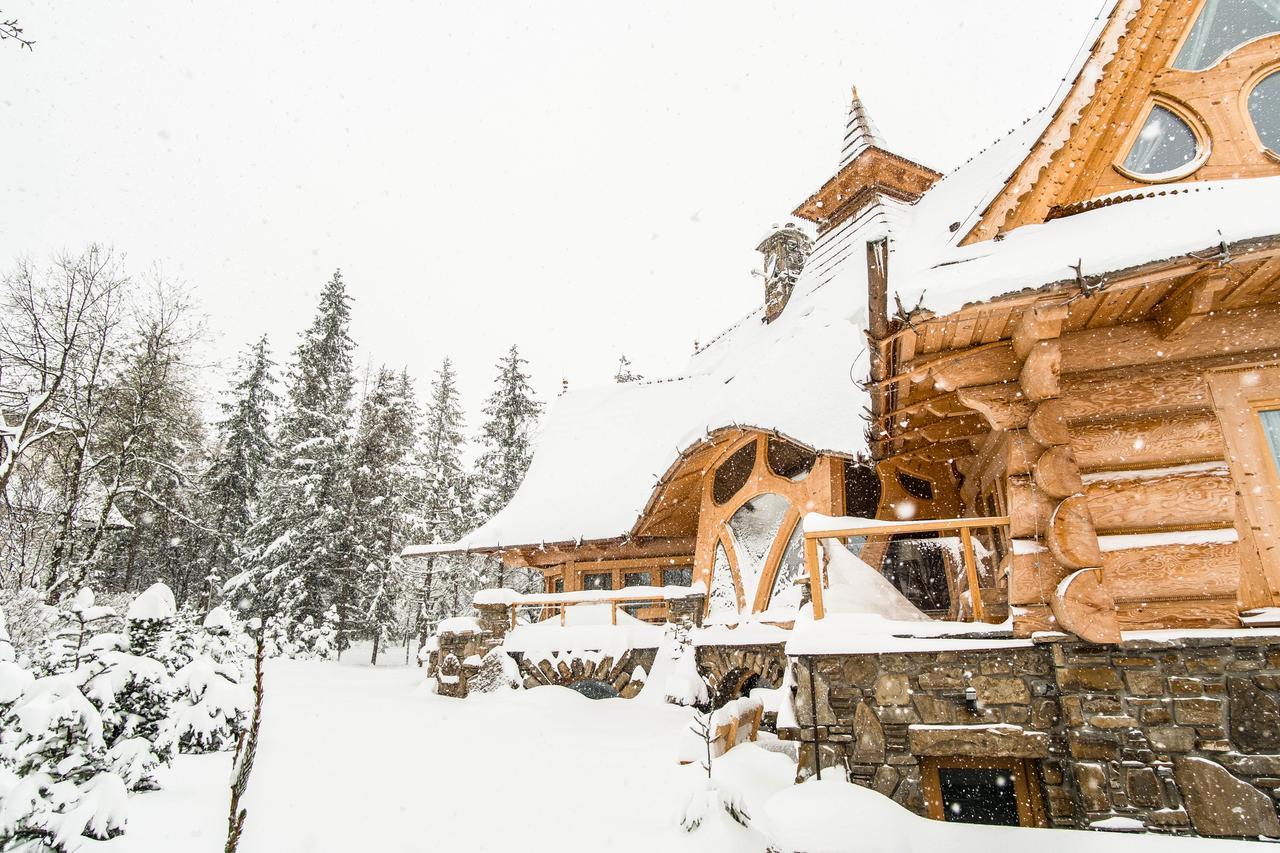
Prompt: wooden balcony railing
<box><xmin>801</xmin><ymin>515</ymin><xmax>1012</xmax><ymax>621</ymax></box>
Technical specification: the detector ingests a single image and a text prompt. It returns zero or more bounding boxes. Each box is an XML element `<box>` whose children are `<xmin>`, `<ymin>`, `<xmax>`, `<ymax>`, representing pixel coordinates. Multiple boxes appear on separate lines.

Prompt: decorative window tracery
<box><xmin>712</xmin><ymin>440</ymin><xmax>756</xmax><ymax>505</ymax></box>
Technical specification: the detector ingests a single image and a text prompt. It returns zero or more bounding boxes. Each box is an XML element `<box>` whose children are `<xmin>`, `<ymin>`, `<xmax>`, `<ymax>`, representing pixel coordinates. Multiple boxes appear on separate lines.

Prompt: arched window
<box><xmin>767</xmin><ymin>521</ymin><xmax>806</xmax><ymax>611</ymax></box>
<box><xmin>712</xmin><ymin>440</ymin><xmax>756</xmax><ymax>505</ymax></box>
<box><xmin>726</xmin><ymin>493</ymin><xmax>789</xmax><ymax>605</ymax></box>
<box><xmin>1121</xmin><ymin>104</ymin><xmax>1203</xmax><ymax>179</ymax></box>
<box><xmin>1173</xmin><ymin>0</ymin><xmax>1280</xmax><ymax>71</ymax></box>
<box><xmin>1249</xmin><ymin>69</ymin><xmax>1280</xmax><ymax>156</ymax></box>
<box><xmin>766</xmin><ymin>436</ymin><xmax>816</xmax><ymax>480</ymax></box>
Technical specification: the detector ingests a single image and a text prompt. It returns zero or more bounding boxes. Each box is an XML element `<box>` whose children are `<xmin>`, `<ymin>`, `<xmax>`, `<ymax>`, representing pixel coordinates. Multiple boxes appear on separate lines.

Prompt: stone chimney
<box><xmin>755</xmin><ymin>222</ymin><xmax>813</xmax><ymax>323</ymax></box>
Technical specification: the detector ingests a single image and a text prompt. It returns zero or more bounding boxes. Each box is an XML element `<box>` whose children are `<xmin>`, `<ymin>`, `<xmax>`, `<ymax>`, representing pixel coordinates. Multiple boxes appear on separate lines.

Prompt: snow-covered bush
<box><xmin>161</xmin><ymin>605</ymin><xmax>203</xmax><ymax>674</ymax></box>
<box><xmin>34</xmin><ymin>588</ymin><xmax>118</xmax><ymax>677</ymax></box>
<box><xmin>125</xmin><ymin>582</ymin><xmax>177</xmax><ymax>659</ymax></box>
<box><xmin>169</xmin><ymin>657</ymin><xmax>251</xmax><ymax>753</ymax></box>
<box><xmin>0</xmin><ymin>674</ymin><xmax>129</xmax><ymax>851</ymax></box>
<box><xmin>0</xmin><ymin>587</ymin><xmax>51</xmax><ymax>666</ymax></box>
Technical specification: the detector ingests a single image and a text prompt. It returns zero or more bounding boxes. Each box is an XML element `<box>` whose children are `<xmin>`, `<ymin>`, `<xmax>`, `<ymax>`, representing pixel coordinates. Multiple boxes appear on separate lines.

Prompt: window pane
<box><xmin>766</xmin><ymin>436</ymin><xmax>816</xmax><ymax>480</ymax></box>
<box><xmin>1249</xmin><ymin>71</ymin><xmax>1280</xmax><ymax>156</ymax></box>
<box><xmin>1259</xmin><ymin>409</ymin><xmax>1280</xmax><ymax>470</ymax></box>
<box><xmin>707</xmin><ymin>542</ymin><xmax>738</xmax><ymax>623</ymax></box>
<box><xmin>727</xmin><ymin>493</ymin><xmax>790</xmax><ymax>607</ymax></box>
<box><xmin>712</xmin><ymin>441</ymin><xmax>756</xmax><ymax>505</ymax></box>
<box><xmin>768</xmin><ymin>522</ymin><xmax>807</xmax><ymax>611</ymax></box>
<box><xmin>938</xmin><ymin>767</ymin><xmax>1021</xmax><ymax>826</ymax></box>
<box><xmin>662</xmin><ymin>567</ymin><xmax>692</xmax><ymax>587</ymax></box>
<box><xmin>1173</xmin><ymin>0</ymin><xmax>1280</xmax><ymax>71</ymax></box>
<box><xmin>622</xmin><ymin>571</ymin><xmax>651</xmax><ymax>588</ymax></box>
<box><xmin>1122</xmin><ymin>105</ymin><xmax>1200</xmax><ymax>176</ymax></box>
<box><xmin>581</xmin><ymin>572</ymin><xmax>613</xmax><ymax>591</ymax></box>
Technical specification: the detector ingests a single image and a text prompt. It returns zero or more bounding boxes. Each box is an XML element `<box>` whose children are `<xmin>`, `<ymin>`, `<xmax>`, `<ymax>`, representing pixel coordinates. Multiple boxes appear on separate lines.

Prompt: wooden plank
<box><xmin>1070</xmin><ymin>410</ymin><xmax>1224</xmax><ymax>471</ymax></box>
<box><xmin>960</xmin><ymin>527</ymin><xmax>987</xmax><ymax>623</ymax></box>
<box><xmin>1101</xmin><ymin>542</ymin><xmax>1239</xmax><ymax>602</ymax></box>
<box><xmin>1115</xmin><ymin>597</ymin><xmax>1241</xmax><ymax>631</ymax></box>
<box><xmin>803</xmin><ymin>515</ymin><xmax>1011</xmax><ymax>540</ymax></box>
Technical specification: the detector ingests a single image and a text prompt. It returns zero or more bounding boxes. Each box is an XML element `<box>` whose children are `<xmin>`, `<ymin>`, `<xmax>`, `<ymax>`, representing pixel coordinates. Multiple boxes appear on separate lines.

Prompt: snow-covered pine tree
<box><xmin>203</xmin><ymin>335</ymin><xmax>277</xmax><ymax>604</ymax></box>
<box><xmin>34</xmin><ymin>588</ymin><xmax>119</xmax><ymax>677</ymax></box>
<box><xmin>168</xmin><ymin>607</ymin><xmax>251</xmax><ymax>753</ymax></box>
<box><xmin>614</xmin><ymin>354</ymin><xmax>643</xmax><ymax>383</ymax></box>
<box><xmin>475</xmin><ymin>345</ymin><xmax>543</xmax><ymax>589</ymax></box>
<box><xmin>228</xmin><ymin>271</ymin><xmax>357</xmax><ymax>647</ymax></box>
<box><xmin>407</xmin><ymin>358</ymin><xmax>473</xmax><ymax>641</ymax></box>
<box><xmin>347</xmin><ymin>366</ymin><xmax>418</xmax><ymax>662</ymax></box>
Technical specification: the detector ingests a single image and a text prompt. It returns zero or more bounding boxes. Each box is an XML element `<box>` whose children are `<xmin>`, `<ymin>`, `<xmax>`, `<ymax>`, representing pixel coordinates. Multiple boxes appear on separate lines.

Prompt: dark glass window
<box><xmin>713</xmin><ymin>441</ymin><xmax>756</xmax><ymax>505</ymax></box>
<box><xmin>662</xmin><ymin>567</ymin><xmax>693</xmax><ymax>587</ymax></box>
<box><xmin>766</xmin><ymin>436</ymin><xmax>816</xmax><ymax>480</ymax></box>
<box><xmin>568</xmin><ymin>679</ymin><xmax>619</xmax><ymax>700</ymax></box>
<box><xmin>581</xmin><ymin>572</ymin><xmax>613</xmax><ymax>591</ymax></box>
<box><xmin>896</xmin><ymin>470</ymin><xmax>935</xmax><ymax>501</ymax></box>
<box><xmin>623</xmin><ymin>571</ymin><xmax>651</xmax><ymax>588</ymax></box>
<box><xmin>844</xmin><ymin>462</ymin><xmax>881</xmax><ymax>517</ymax></box>
<box><xmin>552</xmin><ymin>577</ymin><xmax>564</xmax><ymax>594</ymax></box>
<box><xmin>882</xmin><ymin>533</ymin><xmax>950</xmax><ymax>612</ymax></box>
<box><xmin>938</xmin><ymin>766</ymin><xmax>1020</xmax><ymax>826</ymax></box>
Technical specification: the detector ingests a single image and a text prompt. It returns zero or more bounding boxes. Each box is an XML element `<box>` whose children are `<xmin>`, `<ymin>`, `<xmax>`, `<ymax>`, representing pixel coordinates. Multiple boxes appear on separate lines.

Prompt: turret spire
<box><xmin>838</xmin><ymin>86</ymin><xmax>886</xmax><ymax>169</ymax></box>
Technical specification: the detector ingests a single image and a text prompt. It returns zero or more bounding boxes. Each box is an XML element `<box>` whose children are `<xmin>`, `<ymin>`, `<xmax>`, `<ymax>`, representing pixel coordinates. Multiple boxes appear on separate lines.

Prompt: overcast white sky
<box><xmin>1</xmin><ymin>1</ymin><xmax>1105</xmax><ymax>428</ymax></box>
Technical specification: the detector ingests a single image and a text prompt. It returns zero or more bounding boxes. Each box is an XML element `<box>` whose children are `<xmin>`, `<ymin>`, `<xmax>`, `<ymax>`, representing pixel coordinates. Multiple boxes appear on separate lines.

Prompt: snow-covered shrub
<box><xmin>0</xmin><ymin>606</ymin><xmax>35</xmax><ymax>716</ymax></box>
<box><xmin>169</xmin><ymin>657</ymin><xmax>251</xmax><ymax>753</ymax></box>
<box><xmin>34</xmin><ymin>588</ymin><xmax>118</xmax><ymax>677</ymax></box>
<box><xmin>0</xmin><ymin>674</ymin><xmax>129</xmax><ymax>851</ymax></box>
<box><xmin>201</xmin><ymin>606</ymin><xmax>252</xmax><ymax>673</ymax></box>
<box><xmin>125</xmin><ymin>582</ymin><xmax>177</xmax><ymax>659</ymax></box>
<box><xmin>161</xmin><ymin>605</ymin><xmax>203</xmax><ymax>674</ymax></box>
<box><xmin>0</xmin><ymin>588</ymin><xmax>50</xmax><ymax>666</ymax></box>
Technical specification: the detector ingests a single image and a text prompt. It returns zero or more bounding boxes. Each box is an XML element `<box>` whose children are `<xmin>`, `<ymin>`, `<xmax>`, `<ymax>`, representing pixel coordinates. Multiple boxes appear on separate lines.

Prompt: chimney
<box><xmin>755</xmin><ymin>222</ymin><xmax>813</xmax><ymax>323</ymax></box>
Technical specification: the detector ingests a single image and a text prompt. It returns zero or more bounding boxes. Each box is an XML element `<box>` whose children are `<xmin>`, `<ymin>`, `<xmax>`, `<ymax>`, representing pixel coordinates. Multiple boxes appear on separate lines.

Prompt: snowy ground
<box><xmin>87</xmin><ymin>651</ymin><xmax>1267</xmax><ymax>853</ymax></box>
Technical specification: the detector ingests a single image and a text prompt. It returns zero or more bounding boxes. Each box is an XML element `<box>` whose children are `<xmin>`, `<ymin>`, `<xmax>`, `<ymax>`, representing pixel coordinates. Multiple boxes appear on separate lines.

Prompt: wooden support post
<box><xmin>959</xmin><ymin>526</ymin><xmax>988</xmax><ymax>623</ymax></box>
<box><xmin>1153</xmin><ymin>269</ymin><xmax>1231</xmax><ymax>339</ymax></box>
<box><xmin>611</xmin><ymin>600</ymin><xmax>618</xmax><ymax>626</ymax></box>
<box><xmin>510</xmin><ymin>605</ymin><xmax>517</xmax><ymax>631</ymax></box>
<box><xmin>560</xmin><ymin>604</ymin><xmax>566</xmax><ymax>627</ymax></box>
<box><xmin>805</xmin><ymin>536</ymin><xmax>824</xmax><ymax>620</ymax></box>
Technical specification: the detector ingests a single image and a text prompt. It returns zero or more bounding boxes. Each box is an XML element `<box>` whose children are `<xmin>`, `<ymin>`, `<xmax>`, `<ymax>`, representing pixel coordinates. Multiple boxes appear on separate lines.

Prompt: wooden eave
<box><xmin>793</xmin><ymin>148</ymin><xmax>941</xmax><ymax>228</ymax></box>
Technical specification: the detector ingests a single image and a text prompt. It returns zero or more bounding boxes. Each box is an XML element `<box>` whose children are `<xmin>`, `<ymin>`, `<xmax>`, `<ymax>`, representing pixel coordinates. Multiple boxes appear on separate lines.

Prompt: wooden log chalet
<box><xmin>410</xmin><ymin>0</ymin><xmax>1280</xmax><ymax>837</ymax></box>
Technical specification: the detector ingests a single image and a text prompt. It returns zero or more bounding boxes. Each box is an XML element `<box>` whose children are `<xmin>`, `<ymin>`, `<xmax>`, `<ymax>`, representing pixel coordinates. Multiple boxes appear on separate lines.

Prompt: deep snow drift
<box><xmin>88</xmin><ymin>655</ymin><xmax>1265</xmax><ymax>853</ymax></box>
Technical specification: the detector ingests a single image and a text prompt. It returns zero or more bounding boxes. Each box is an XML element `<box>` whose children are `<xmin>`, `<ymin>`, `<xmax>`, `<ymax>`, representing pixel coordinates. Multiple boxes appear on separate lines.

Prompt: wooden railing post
<box><xmin>510</xmin><ymin>605</ymin><xmax>517</xmax><ymax>631</ymax></box>
<box><xmin>611</xmin><ymin>600</ymin><xmax>618</xmax><ymax>625</ymax></box>
<box><xmin>805</xmin><ymin>536</ymin><xmax>825</xmax><ymax>620</ymax></box>
<box><xmin>959</xmin><ymin>526</ymin><xmax>987</xmax><ymax>623</ymax></box>
<box><xmin>560</xmin><ymin>603</ymin><xmax>566</xmax><ymax>626</ymax></box>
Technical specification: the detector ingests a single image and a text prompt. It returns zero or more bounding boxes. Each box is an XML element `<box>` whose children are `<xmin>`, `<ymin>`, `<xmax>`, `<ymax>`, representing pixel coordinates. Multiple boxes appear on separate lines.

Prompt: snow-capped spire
<box><xmin>838</xmin><ymin>86</ymin><xmax>886</xmax><ymax>170</ymax></box>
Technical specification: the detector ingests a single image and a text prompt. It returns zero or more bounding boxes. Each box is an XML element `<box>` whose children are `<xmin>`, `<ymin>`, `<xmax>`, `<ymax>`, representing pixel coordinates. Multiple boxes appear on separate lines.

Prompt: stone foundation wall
<box><xmin>696</xmin><ymin>642</ymin><xmax>788</xmax><ymax>726</ymax></box>
<box><xmin>779</xmin><ymin>634</ymin><xmax>1280</xmax><ymax>838</ymax></box>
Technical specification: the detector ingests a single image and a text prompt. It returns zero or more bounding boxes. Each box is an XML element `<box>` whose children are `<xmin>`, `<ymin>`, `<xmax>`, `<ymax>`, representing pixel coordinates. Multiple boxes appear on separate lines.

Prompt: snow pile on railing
<box><xmin>473</xmin><ymin>582</ymin><xmax>706</xmax><ymax>607</ymax></box>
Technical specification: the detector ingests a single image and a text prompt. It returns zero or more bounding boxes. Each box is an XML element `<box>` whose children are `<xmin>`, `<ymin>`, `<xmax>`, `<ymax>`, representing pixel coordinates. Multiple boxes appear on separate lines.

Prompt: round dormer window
<box><xmin>1120</xmin><ymin>104</ymin><xmax>1204</xmax><ymax>180</ymax></box>
<box><xmin>1249</xmin><ymin>70</ymin><xmax>1280</xmax><ymax>158</ymax></box>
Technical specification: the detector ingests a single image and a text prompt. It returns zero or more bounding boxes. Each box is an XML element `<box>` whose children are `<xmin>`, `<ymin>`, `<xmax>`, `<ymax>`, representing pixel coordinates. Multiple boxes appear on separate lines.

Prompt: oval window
<box><xmin>1173</xmin><ymin>0</ymin><xmax>1280</xmax><ymax>71</ymax></box>
<box><xmin>712</xmin><ymin>440</ymin><xmax>756</xmax><ymax>505</ymax></box>
<box><xmin>1249</xmin><ymin>70</ymin><xmax>1280</xmax><ymax>157</ymax></box>
<box><xmin>766</xmin><ymin>436</ymin><xmax>816</xmax><ymax>481</ymax></box>
<box><xmin>1121</xmin><ymin>104</ymin><xmax>1201</xmax><ymax>178</ymax></box>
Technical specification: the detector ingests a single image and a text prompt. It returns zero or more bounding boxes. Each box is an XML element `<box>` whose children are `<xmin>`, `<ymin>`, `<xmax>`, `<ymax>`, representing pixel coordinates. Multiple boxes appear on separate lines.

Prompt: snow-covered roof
<box><xmin>838</xmin><ymin>86</ymin><xmax>886</xmax><ymax>169</ymax></box>
<box><xmin>409</xmin><ymin>0</ymin><xmax>1280</xmax><ymax>557</ymax></box>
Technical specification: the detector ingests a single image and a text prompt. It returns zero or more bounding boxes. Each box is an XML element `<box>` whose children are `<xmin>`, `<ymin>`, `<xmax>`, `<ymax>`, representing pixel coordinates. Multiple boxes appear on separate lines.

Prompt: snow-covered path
<box><xmin>92</xmin><ymin>657</ymin><xmax>1269</xmax><ymax>853</ymax></box>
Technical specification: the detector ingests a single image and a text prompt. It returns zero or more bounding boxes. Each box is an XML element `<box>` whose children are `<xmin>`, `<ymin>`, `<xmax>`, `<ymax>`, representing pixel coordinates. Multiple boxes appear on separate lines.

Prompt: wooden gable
<box><xmin>964</xmin><ymin>0</ymin><xmax>1280</xmax><ymax>245</ymax></box>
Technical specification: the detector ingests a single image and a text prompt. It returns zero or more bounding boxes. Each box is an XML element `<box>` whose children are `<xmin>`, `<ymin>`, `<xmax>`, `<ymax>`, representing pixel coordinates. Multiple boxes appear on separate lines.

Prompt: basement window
<box><xmin>1249</xmin><ymin>70</ymin><xmax>1280</xmax><ymax>157</ymax></box>
<box><xmin>1173</xmin><ymin>0</ymin><xmax>1280</xmax><ymax>71</ymax></box>
<box><xmin>713</xmin><ymin>441</ymin><xmax>757</xmax><ymax>505</ymax></box>
<box><xmin>1120</xmin><ymin>104</ymin><xmax>1203</xmax><ymax>179</ymax></box>
<box><xmin>938</xmin><ymin>767</ymin><xmax>1020</xmax><ymax>826</ymax></box>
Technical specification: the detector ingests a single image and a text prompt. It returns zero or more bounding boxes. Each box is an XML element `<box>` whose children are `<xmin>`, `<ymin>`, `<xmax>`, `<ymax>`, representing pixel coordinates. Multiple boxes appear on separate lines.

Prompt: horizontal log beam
<box><xmin>1070</xmin><ymin>410</ymin><xmax>1225</xmax><ymax>471</ymax></box>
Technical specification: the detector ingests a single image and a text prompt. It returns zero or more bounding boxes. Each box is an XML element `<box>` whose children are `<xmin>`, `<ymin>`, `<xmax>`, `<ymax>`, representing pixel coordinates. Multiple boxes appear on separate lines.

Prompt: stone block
<box><xmin>853</xmin><ymin>701</ymin><xmax>886</xmax><ymax>764</ymax></box>
<box><xmin>971</xmin><ymin>675</ymin><xmax>1029</xmax><ymax>705</ymax></box>
<box><xmin>1146</xmin><ymin>807</ymin><xmax>1190</xmax><ymax>827</ymax></box>
<box><xmin>1075</xmin><ymin>762</ymin><xmax>1110</xmax><ymax>813</ymax></box>
<box><xmin>1148</xmin><ymin>726</ymin><xmax>1196</xmax><ymax>753</ymax></box>
<box><xmin>912</xmin><ymin>695</ymin><xmax>955</xmax><ymax>725</ymax></box>
<box><xmin>1003</xmin><ymin>706</ymin><xmax>1031</xmax><ymax>725</ymax></box>
<box><xmin>875</xmin><ymin>673</ymin><xmax>911</xmax><ymax>706</ymax></box>
<box><xmin>872</xmin><ymin>764</ymin><xmax>899</xmax><ymax>797</ymax></box>
<box><xmin>841</xmin><ymin>656</ymin><xmax>878</xmax><ymax>686</ymax></box>
<box><xmin>1126</xmin><ymin>766</ymin><xmax>1163</xmax><ymax>809</ymax></box>
<box><xmin>909</xmin><ymin>724</ymin><xmax>1049</xmax><ymax>759</ymax></box>
<box><xmin>1173</xmin><ymin>698</ymin><xmax>1223</xmax><ymax>726</ymax></box>
<box><xmin>1089</xmin><ymin>714</ymin><xmax>1138</xmax><ymax>730</ymax></box>
<box><xmin>1124</xmin><ymin>670</ymin><xmax>1165</xmax><ymax>696</ymax></box>
<box><xmin>1068</xmin><ymin>732</ymin><xmax>1120</xmax><ymax>761</ymax></box>
<box><xmin>1031</xmin><ymin>698</ymin><xmax>1059</xmax><ymax>729</ymax></box>
<box><xmin>1220</xmin><ymin>753</ymin><xmax>1280</xmax><ymax>776</ymax></box>
<box><xmin>1058</xmin><ymin>666</ymin><xmax>1123</xmax><ymax>691</ymax></box>
<box><xmin>1112</xmin><ymin>656</ymin><xmax>1157</xmax><ymax>667</ymax></box>
<box><xmin>1229</xmin><ymin>676</ymin><xmax>1280</xmax><ymax>753</ymax></box>
<box><xmin>1174</xmin><ymin>756</ymin><xmax>1280</xmax><ymax>838</ymax></box>
<box><xmin>1141</xmin><ymin>704</ymin><xmax>1173</xmax><ymax>725</ymax></box>
<box><xmin>1168</xmin><ymin>676</ymin><xmax>1204</xmax><ymax>696</ymax></box>
<box><xmin>878</xmin><ymin>705</ymin><xmax>920</xmax><ymax>725</ymax></box>
<box><xmin>916</xmin><ymin>667</ymin><xmax>964</xmax><ymax>690</ymax></box>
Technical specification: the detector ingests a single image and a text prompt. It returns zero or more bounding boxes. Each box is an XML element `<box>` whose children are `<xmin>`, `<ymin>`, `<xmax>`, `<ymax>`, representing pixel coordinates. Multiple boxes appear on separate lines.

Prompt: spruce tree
<box><xmin>346</xmin><ymin>366</ymin><xmax>417</xmax><ymax>662</ymax></box>
<box><xmin>228</xmin><ymin>271</ymin><xmax>356</xmax><ymax>644</ymax></box>
<box><xmin>204</xmin><ymin>335</ymin><xmax>277</xmax><ymax>604</ymax></box>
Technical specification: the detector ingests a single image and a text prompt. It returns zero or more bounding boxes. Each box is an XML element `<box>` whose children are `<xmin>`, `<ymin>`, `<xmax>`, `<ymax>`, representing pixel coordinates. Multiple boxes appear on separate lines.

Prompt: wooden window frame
<box><xmin>1243</xmin><ymin>63</ymin><xmax>1280</xmax><ymax>164</ymax></box>
<box><xmin>920</xmin><ymin>756</ymin><xmax>1047</xmax><ymax>828</ymax></box>
<box><xmin>1207</xmin><ymin>362</ymin><xmax>1280</xmax><ymax>606</ymax></box>
<box><xmin>1113</xmin><ymin>96</ymin><xmax>1213</xmax><ymax>184</ymax></box>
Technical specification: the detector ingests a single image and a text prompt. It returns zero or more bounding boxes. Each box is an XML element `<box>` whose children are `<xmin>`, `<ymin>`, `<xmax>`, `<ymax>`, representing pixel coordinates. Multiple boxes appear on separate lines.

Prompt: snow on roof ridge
<box><xmin>838</xmin><ymin>85</ymin><xmax>887</xmax><ymax>169</ymax></box>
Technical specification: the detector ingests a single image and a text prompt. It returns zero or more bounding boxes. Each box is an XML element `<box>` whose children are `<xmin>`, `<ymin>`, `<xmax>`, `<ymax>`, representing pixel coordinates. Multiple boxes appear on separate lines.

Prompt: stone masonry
<box><xmin>776</xmin><ymin>633</ymin><xmax>1280</xmax><ymax>838</ymax></box>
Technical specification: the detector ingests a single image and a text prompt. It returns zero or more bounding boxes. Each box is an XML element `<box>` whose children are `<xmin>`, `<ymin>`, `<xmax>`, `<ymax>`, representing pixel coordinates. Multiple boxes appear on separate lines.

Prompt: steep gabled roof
<box><xmin>838</xmin><ymin>87</ymin><xmax>886</xmax><ymax>169</ymax></box>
